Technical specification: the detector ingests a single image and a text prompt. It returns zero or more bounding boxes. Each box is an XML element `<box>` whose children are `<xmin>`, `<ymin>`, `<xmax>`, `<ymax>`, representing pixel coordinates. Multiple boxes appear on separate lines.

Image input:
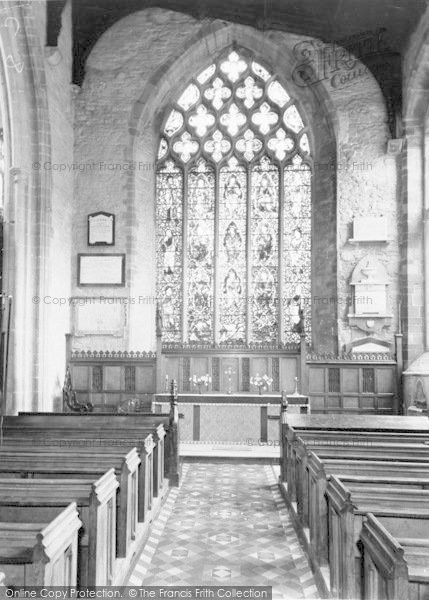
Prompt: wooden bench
<box><xmin>284</xmin><ymin>429</ymin><xmax>429</xmax><ymax>487</ymax></box>
<box><xmin>326</xmin><ymin>478</ymin><xmax>429</xmax><ymax>599</ymax></box>
<box><xmin>280</xmin><ymin>414</ymin><xmax>429</xmax><ymax>483</ymax></box>
<box><xmin>0</xmin><ymin>470</ymin><xmax>118</xmax><ymax>586</ymax></box>
<box><xmin>3</xmin><ymin>419</ymin><xmax>167</xmax><ymax>497</ymax></box>
<box><xmin>15</xmin><ymin>410</ymin><xmax>180</xmax><ymax>486</ymax></box>
<box><xmin>0</xmin><ymin>503</ymin><xmax>81</xmax><ymax>586</ymax></box>
<box><xmin>361</xmin><ymin>513</ymin><xmax>429</xmax><ymax>600</ymax></box>
<box><xmin>293</xmin><ymin>437</ymin><xmax>429</xmax><ymax>523</ymax></box>
<box><xmin>282</xmin><ymin>414</ymin><xmax>429</xmax><ymax>432</ymax></box>
<box><xmin>307</xmin><ymin>453</ymin><xmax>429</xmax><ymax>564</ymax></box>
<box><xmin>283</xmin><ymin>426</ymin><xmax>429</xmax><ymax>490</ymax></box>
<box><xmin>278</xmin><ymin>416</ymin><xmax>429</xmax><ymax>599</ymax></box>
<box><xmin>0</xmin><ymin>429</ymin><xmax>158</xmax><ymax>523</ymax></box>
<box><xmin>0</xmin><ymin>448</ymin><xmax>139</xmax><ymax>559</ymax></box>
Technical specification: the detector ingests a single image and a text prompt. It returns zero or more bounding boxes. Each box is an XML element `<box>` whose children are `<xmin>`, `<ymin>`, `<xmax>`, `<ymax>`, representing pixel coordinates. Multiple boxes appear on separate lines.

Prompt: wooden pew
<box><xmin>0</xmin><ymin>470</ymin><xmax>118</xmax><ymax>586</ymax></box>
<box><xmin>326</xmin><ymin>477</ymin><xmax>429</xmax><ymax>599</ymax></box>
<box><xmin>0</xmin><ymin>431</ymin><xmax>157</xmax><ymax>524</ymax></box>
<box><xmin>287</xmin><ymin>430</ymin><xmax>429</xmax><ymax>501</ymax></box>
<box><xmin>16</xmin><ymin>412</ymin><xmax>168</xmax><ymax>423</ymax></box>
<box><xmin>280</xmin><ymin>414</ymin><xmax>429</xmax><ymax>483</ymax></box>
<box><xmin>3</xmin><ymin>419</ymin><xmax>167</xmax><ymax>497</ymax></box>
<box><xmin>294</xmin><ymin>437</ymin><xmax>429</xmax><ymax>523</ymax></box>
<box><xmin>0</xmin><ymin>448</ymin><xmax>140</xmax><ymax>559</ymax></box>
<box><xmin>360</xmin><ymin>513</ymin><xmax>429</xmax><ymax>600</ymax></box>
<box><xmin>307</xmin><ymin>453</ymin><xmax>429</xmax><ymax>564</ymax></box>
<box><xmin>15</xmin><ymin>409</ymin><xmax>180</xmax><ymax>485</ymax></box>
<box><xmin>0</xmin><ymin>503</ymin><xmax>81</xmax><ymax>586</ymax></box>
<box><xmin>283</xmin><ymin>426</ymin><xmax>429</xmax><ymax>496</ymax></box>
<box><xmin>283</xmin><ymin>414</ymin><xmax>429</xmax><ymax>432</ymax></box>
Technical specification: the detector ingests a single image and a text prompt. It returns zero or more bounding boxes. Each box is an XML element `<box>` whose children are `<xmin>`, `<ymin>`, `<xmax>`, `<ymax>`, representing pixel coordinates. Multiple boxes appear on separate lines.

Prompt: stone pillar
<box><xmin>402</xmin><ymin>123</ymin><xmax>425</xmax><ymax>366</ymax></box>
<box><xmin>424</xmin><ymin>123</ymin><xmax>429</xmax><ymax>350</ymax></box>
<box><xmin>7</xmin><ymin>168</ymin><xmax>33</xmax><ymax>414</ymax></box>
<box><xmin>401</xmin><ymin>123</ymin><xmax>429</xmax><ymax>410</ymax></box>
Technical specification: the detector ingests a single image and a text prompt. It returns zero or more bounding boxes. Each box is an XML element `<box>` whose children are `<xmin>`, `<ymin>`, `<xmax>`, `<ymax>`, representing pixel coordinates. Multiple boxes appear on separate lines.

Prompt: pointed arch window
<box><xmin>156</xmin><ymin>49</ymin><xmax>312</xmax><ymax>345</ymax></box>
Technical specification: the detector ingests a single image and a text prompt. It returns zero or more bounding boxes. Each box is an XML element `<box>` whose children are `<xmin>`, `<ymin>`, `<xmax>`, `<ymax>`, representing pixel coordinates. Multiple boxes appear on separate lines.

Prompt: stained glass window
<box><xmin>156</xmin><ymin>161</ymin><xmax>183</xmax><ymax>342</ymax></box>
<box><xmin>251</xmin><ymin>157</ymin><xmax>279</xmax><ymax>342</ymax></box>
<box><xmin>156</xmin><ymin>49</ymin><xmax>312</xmax><ymax>345</ymax></box>
<box><xmin>283</xmin><ymin>157</ymin><xmax>312</xmax><ymax>342</ymax></box>
<box><xmin>187</xmin><ymin>160</ymin><xmax>215</xmax><ymax>341</ymax></box>
<box><xmin>219</xmin><ymin>158</ymin><xmax>247</xmax><ymax>342</ymax></box>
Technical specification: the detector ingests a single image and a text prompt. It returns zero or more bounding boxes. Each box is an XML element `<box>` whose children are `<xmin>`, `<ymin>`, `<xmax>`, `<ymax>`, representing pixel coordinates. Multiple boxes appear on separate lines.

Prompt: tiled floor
<box><xmin>129</xmin><ymin>462</ymin><xmax>320</xmax><ymax>600</ymax></box>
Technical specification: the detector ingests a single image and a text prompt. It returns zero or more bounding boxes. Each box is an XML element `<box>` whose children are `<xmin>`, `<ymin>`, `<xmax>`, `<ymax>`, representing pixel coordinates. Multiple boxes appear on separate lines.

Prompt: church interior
<box><xmin>0</xmin><ymin>0</ymin><xmax>429</xmax><ymax>596</ymax></box>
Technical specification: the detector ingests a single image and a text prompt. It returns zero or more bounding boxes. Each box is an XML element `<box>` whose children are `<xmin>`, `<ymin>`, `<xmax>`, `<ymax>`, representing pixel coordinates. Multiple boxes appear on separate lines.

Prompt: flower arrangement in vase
<box><xmin>189</xmin><ymin>374</ymin><xmax>212</xmax><ymax>394</ymax></box>
<box><xmin>250</xmin><ymin>373</ymin><xmax>273</xmax><ymax>395</ymax></box>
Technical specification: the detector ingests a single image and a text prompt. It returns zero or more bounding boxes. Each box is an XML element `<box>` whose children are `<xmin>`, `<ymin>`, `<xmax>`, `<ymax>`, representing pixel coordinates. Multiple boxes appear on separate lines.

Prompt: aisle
<box><xmin>128</xmin><ymin>462</ymin><xmax>320</xmax><ymax>600</ymax></box>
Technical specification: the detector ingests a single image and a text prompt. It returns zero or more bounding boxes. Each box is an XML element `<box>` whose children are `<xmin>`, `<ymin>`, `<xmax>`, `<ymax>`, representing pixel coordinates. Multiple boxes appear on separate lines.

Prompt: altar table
<box><xmin>153</xmin><ymin>393</ymin><xmax>282</xmax><ymax>443</ymax></box>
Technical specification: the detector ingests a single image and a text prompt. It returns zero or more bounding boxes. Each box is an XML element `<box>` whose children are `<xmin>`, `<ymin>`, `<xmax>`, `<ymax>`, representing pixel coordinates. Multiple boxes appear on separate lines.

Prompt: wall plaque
<box><xmin>78</xmin><ymin>254</ymin><xmax>125</xmax><ymax>286</ymax></box>
<box><xmin>73</xmin><ymin>298</ymin><xmax>127</xmax><ymax>336</ymax></box>
<box><xmin>348</xmin><ymin>255</ymin><xmax>392</xmax><ymax>333</ymax></box>
<box><xmin>88</xmin><ymin>212</ymin><xmax>115</xmax><ymax>245</ymax></box>
<box><xmin>351</xmin><ymin>217</ymin><xmax>388</xmax><ymax>242</ymax></box>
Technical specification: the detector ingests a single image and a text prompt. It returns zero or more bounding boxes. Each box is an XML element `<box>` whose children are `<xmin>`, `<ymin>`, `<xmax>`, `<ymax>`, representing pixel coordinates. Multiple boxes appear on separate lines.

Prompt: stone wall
<box><xmin>72</xmin><ymin>8</ymin><xmax>398</xmax><ymax>356</ymax></box>
<box><xmin>72</xmin><ymin>9</ymin><xmax>203</xmax><ymax>353</ymax></box>
<box><xmin>0</xmin><ymin>3</ymin><xmax>407</xmax><ymax>410</ymax></box>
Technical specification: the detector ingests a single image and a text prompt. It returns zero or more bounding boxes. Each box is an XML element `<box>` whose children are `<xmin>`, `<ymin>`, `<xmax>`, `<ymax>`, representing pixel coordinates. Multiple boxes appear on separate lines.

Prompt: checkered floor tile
<box><xmin>128</xmin><ymin>462</ymin><xmax>320</xmax><ymax>599</ymax></box>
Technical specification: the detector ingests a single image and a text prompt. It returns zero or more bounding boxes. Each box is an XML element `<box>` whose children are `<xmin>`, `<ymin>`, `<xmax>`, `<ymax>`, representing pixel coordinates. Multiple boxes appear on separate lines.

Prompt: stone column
<box><xmin>402</xmin><ymin>123</ymin><xmax>425</xmax><ymax>366</ymax></box>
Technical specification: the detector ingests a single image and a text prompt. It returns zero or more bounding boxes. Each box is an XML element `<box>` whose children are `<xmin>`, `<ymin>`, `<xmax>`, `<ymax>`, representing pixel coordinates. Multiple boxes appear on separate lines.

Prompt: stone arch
<box><xmin>404</xmin><ymin>4</ymin><xmax>429</xmax><ymax>126</ymax></box>
<box><xmin>0</xmin><ymin>4</ymin><xmax>53</xmax><ymax>412</ymax></box>
<box><xmin>79</xmin><ymin>7</ymin><xmax>394</xmax><ymax>353</ymax></box>
<box><xmin>124</xmin><ymin>16</ymin><xmax>338</xmax><ymax>352</ymax></box>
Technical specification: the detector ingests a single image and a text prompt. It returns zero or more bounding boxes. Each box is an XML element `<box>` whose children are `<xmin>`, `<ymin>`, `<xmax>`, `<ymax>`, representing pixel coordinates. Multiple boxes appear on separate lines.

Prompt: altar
<box><xmin>153</xmin><ymin>393</ymin><xmax>282</xmax><ymax>443</ymax></box>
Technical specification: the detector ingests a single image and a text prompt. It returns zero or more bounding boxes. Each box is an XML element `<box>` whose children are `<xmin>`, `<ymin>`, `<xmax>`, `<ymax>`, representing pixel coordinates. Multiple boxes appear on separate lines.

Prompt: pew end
<box><xmin>360</xmin><ymin>513</ymin><xmax>429</xmax><ymax>600</ymax></box>
<box><xmin>0</xmin><ymin>503</ymin><xmax>81</xmax><ymax>587</ymax></box>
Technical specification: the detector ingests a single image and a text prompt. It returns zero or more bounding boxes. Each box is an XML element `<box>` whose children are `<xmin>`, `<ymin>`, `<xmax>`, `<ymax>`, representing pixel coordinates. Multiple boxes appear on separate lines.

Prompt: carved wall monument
<box><xmin>348</xmin><ymin>256</ymin><xmax>392</xmax><ymax>334</ymax></box>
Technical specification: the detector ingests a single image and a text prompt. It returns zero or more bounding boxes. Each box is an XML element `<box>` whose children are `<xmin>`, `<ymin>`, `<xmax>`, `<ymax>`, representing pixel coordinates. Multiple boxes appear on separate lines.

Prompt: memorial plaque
<box><xmin>78</xmin><ymin>254</ymin><xmax>125</xmax><ymax>286</ymax></box>
<box><xmin>74</xmin><ymin>299</ymin><xmax>126</xmax><ymax>336</ymax></box>
<box><xmin>355</xmin><ymin>284</ymin><xmax>386</xmax><ymax>315</ymax></box>
<box><xmin>88</xmin><ymin>212</ymin><xmax>115</xmax><ymax>245</ymax></box>
<box><xmin>353</xmin><ymin>217</ymin><xmax>387</xmax><ymax>241</ymax></box>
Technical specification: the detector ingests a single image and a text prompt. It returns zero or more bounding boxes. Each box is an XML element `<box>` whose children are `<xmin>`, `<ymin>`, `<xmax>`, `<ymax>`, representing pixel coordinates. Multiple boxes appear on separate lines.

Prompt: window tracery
<box><xmin>156</xmin><ymin>49</ymin><xmax>312</xmax><ymax>345</ymax></box>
